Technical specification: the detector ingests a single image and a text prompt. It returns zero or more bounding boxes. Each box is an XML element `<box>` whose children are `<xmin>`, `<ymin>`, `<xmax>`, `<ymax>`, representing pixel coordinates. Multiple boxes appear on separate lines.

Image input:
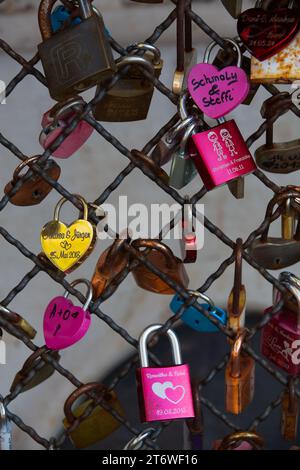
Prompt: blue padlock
<box><xmin>51</xmin><ymin>5</ymin><xmax>110</xmax><ymax>36</ymax></box>
<box><xmin>51</xmin><ymin>6</ymin><xmax>81</xmax><ymax>33</ymax></box>
<box><xmin>170</xmin><ymin>291</ymin><xmax>227</xmax><ymax>333</ymax></box>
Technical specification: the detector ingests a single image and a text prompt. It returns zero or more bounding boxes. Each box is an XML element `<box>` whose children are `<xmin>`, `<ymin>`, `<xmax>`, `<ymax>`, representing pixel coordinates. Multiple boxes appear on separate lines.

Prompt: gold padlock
<box><xmin>94</xmin><ymin>43</ymin><xmax>163</xmax><ymax>122</ymax></box>
<box><xmin>10</xmin><ymin>346</ymin><xmax>60</xmax><ymax>394</ymax></box>
<box><xmin>63</xmin><ymin>382</ymin><xmax>125</xmax><ymax>449</ymax></box>
<box><xmin>41</xmin><ymin>195</ymin><xmax>97</xmax><ymax>273</ymax></box>
<box><xmin>131</xmin><ymin>239</ymin><xmax>189</xmax><ymax>294</ymax></box>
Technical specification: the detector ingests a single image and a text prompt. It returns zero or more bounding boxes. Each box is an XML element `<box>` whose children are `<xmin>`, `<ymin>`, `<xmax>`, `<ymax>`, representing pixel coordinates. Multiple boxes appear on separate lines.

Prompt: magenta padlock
<box><xmin>261</xmin><ymin>277</ymin><xmax>300</xmax><ymax>376</ymax></box>
<box><xmin>190</xmin><ymin>119</ymin><xmax>257</xmax><ymax>191</ymax></box>
<box><xmin>39</xmin><ymin>97</ymin><xmax>94</xmax><ymax>159</ymax></box>
<box><xmin>136</xmin><ymin>324</ymin><xmax>195</xmax><ymax>423</ymax></box>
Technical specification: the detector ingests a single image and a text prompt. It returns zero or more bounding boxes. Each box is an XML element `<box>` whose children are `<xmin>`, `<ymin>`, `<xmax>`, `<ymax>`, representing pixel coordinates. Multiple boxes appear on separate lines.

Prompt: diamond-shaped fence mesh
<box><xmin>0</xmin><ymin>0</ymin><xmax>299</xmax><ymax>451</ymax></box>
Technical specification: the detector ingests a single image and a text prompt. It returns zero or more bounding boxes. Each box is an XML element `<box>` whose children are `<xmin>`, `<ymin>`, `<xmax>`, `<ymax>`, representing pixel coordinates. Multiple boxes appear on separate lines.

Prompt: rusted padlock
<box><xmin>4</xmin><ymin>156</ymin><xmax>61</xmax><ymax>206</ymax></box>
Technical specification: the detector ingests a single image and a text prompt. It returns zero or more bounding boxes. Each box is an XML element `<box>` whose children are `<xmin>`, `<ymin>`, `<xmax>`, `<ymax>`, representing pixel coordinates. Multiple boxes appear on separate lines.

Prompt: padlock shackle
<box><xmin>39</xmin><ymin>0</ymin><xmax>60</xmax><ymax>40</ymax></box>
<box><xmin>12</xmin><ymin>156</ymin><xmax>42</xmax><ymax>182</ymax></box>
<box><xmin>115</xmin><ymin>56</ymin><xmax>155</xmax><ymax>75</ymax></box>
<box><xmin>48</xmin><ymin>96</ymin><xmax>85</xmax><ymax>126</ymax></box>
<box><xmin>139</xmin><ymin>324</ymin><xmax>182</xmax><ymax>368</ymax></box>
<box><xmin>127</xmin><ymin>43</ymin><xmax>161</xmax><ymax>65</ymax></box>
<box><xmin>261</xmin><ymin>188</ymin><xmax>300</xmax><ymax>243</ymax></box>
<box><xmin>54</xmin><ymin>195</ymin><xmax>89</xmax><ymax>222</ymax></box>
<box><xmin>179</xmin><ymin>122</ymin><xmax>197</xmax><ymax>154</ymax></box>
<box><xmin>166</xmin><ymin>116</ymin><xmax>194</xmax><ymax>144</ymax></box>
<box><xmin>188</xmin><ymin>290</ymin><xmax>216</xmax><ymax>313</ymax></box>
<box><xmin>281</xmin><ymin>280</ymin><xmax>300</xmax><ymax>327</ymax></box>
<box><xmin>63</xmin><ymin>278</ymin><xmax>93</xmax><ymax>311</ymax></box>
<box><xmin>64</xmin><ymin>382</ymin><xmax>114</xmax><ymax>425</ymax></box>
<box><xmin>131</xmin><ymin>239</ymin><xmax>179</xmax><ymax>270</ymax></box>
<box><xmin>217</xmin><ymin>431</ymin><xmax>264</xmax><ymax>450</ymax></box>
<box><xmin>232</xmin><ymin>238</ymin><xmax>244</xmax><ymax>318</ymax></box>
<box><xmin>229</xmin><ymin>328</ymin><xmax>248</xmax><ymax>378</ymax></box>
<box><xmin>95</xmin><ymin>239</ymin><xmax>129</xmax><ymax>278</ymax></box>
<box><xmin>124</xmin><ymin>427</ymin><xmax>156</xmax><ymax>450</ymax></box>
<box><xmin>204</xmin><ymin>39</ymin><xmax>242</xmax><ymax>68</ymax></box>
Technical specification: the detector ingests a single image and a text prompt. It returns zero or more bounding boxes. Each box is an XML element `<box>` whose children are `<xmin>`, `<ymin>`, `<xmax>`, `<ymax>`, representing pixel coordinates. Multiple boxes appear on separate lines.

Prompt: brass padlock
<box><xmin>38</xmin><ymin>0</ymin><xmax>116</xmax><ymax>101</ymax></box>
<box><xmin>131</xmin><ymin>239</ymin><xmax>189</xmax><ymax>294</ymax></box>
<box><xmin>4</xmin><ymin>156</ymin><xmax>61</xmax><ymax>206</ymax></box>
<box><xmin>0</xmin><ymin>305</ymin><xmax>36</xmax><ymax>339</ymax></box>
<box><xmin>94</xmin><ymin>43</ymin><xmax>163</xmax><ymax>122</ymax></box>
<box><xmin>227</xmin><ymin>239</ymin><xmax>246</xmax><ymax>338</ymax></box>
<box><xmin>10</xmin><ymin>346</ymin><xmax>60</xmax><ymax>394</ymax></box>
<box><xmin>91</xmin><ymin>239</ymin><xmax>129</xmax><ymax>300</ymax></box>
<box><xmin>255</xmin><ymin>93</ymin><xmax>300</xmax><ymax>174</ymax></box>
<box><xmin>248</xmin><ymin>189</ymin><xmax>300</xmax><ymax>270</ymax></box>
<box><xmin>63</xmin><ymin>382</ymin><xmax>124</xmax><ymax>449</ymax></box>
<box><xmin>225</xmin><ymin>329</ymin><xmax>255</xmax><ymax>415</ymax></box>
<box><xmin>172</xmin><ymin>0</ymin><xmax>197</xmax><ymax>95</ymax></box>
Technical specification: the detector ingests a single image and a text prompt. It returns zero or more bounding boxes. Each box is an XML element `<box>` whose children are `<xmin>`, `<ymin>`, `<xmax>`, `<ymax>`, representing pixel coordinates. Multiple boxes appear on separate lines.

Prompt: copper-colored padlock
<box><xmin>4</xmin><ymin>156</ymin><xmax>61</xmax><ymax>206</ymax></box>
<box><xmin>131</xmin><ymin>239</ymin><xmax>189</xmax><ymax>294</ymax></box>
<box><xmin>248</xmin><ymin>188</ymin><xmax>300</xmax><ymax>270</ymax></box>
<box><xmin>91</xmin><ymin>239</ymin><xmax>129</xmax><ymax>300</ymax></box>
<box><xmin>225</xmin><ymin>329</ymin><xmax>255</xmax><ymax>415</ymax></box>
<box><xmin>10</xmin><ymin>346</ymin><xmax>60</xmax><ymax>394</ymax></box>
<box><xmin>227</xmin><ymin>239</ymin><xmax>246</xmax><ymax>338</ymax></box>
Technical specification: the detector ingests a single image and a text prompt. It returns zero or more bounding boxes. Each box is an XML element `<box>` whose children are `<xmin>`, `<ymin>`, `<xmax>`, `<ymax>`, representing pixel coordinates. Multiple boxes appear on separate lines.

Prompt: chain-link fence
<box><xmin>0</xmin><ymin>0</ymin><xmax>299</xmax><ymax>450</ymax></box>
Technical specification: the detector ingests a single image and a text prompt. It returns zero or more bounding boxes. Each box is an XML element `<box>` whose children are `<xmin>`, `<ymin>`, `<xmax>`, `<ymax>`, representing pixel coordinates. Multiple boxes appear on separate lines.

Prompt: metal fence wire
<box><xmin>0</xmin><ymin>0</ymin><xmax>300</xmax><ymax>451</ymax></box>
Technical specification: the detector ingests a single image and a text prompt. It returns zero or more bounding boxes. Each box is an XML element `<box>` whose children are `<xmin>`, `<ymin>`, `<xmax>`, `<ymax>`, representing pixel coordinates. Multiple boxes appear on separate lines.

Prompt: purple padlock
<box><xmin>136</xmin><ymin>324</ymin><xmax>195</xmax><ymax>423</ymax></box>
<box><xmin>39</xmin><ymin>96</ymin><xmax>93</xmax><ymax>159</ymax></box>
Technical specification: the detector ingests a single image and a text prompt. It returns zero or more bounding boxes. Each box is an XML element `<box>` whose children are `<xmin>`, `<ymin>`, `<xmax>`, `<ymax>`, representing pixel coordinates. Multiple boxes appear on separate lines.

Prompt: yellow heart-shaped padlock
<box><xmin>41</xmin><ymin>195</ymin><xmax>96</xmax><ymax>273</ymax></box>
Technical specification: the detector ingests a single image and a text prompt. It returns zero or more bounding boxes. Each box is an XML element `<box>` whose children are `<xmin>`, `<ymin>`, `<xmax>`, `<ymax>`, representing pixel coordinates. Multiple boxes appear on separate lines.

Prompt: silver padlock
<box><xmin>169</xmin><ymin>122</ymin><xmax>198</xmax><ymax>190</ymax></box>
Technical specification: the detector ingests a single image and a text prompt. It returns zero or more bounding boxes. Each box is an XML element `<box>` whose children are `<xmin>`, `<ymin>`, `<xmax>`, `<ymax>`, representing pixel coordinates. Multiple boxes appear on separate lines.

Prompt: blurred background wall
<box><xmin>0</xmin><ymin>0</ymin><xmax>299</xmax><ymax>449</ymax></box>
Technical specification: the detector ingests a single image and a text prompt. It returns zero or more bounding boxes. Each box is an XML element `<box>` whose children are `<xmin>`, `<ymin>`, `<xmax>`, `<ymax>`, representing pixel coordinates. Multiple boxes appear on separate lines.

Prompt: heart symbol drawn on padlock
<box><xmin>60</xmin><ymin>241</ymin><xmax>72</xmax><ymax>251</ymax></box>
<box><xmin>188</xmin><ymin>64</ymin><xmax>249</xmax><ymax>119</ymax></box>
<box><xmin>152</xmin><ymin>382</ymin><xmax>173</xmax><ymax>400</ymax></box>
<box><xmin>237</xmin><ymin>8</ymin><xmax>299</xmax><ymax>61</ymax></box>
<box><xmin>164</xmin><ymin>385</ymin><xmax>186</xmax><ymax>405</ymax></box>
<box><xmin>43</xmin><ymin>296</ymin><xmax>91</xmax><ymax>350</ymax></box>
<box><xmin>41</xmin><ymin>220</ymin><xmax>94</xmax><ymax>272</ymax></box>
<box><xmin>152</xmin><ymin>381</ymin><xmax>186</xmax><ymax>405</ymax></box>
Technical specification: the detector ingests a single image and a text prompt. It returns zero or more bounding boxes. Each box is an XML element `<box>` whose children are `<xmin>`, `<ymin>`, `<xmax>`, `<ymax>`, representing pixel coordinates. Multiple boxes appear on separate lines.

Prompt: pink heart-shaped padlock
<box><xmin>43</xmin><ymin>296</ymin><xmax>91</xmax><ymax>350</ymax></box>
<box><xmin>188</xmin><ymin>64</ymin><xmax>250</xmax><ymax>119</ymax></box>
<box><xmin>40</xmin><ymin>108</ymin><xmax>94</xmax><ymax>159</ymax></box>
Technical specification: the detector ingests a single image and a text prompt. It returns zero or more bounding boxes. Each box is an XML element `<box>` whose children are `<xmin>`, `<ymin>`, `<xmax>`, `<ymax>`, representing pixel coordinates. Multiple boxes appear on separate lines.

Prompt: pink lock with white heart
<box><xmin>136</xmin><ymin>324</ymin><xmax>195</xmax><ymax>423</ymax></box>
<box><xmin>43</xmin><ymin>279</ymin><xmax>92</xmax><ymax>350</ymax></box>
<box><xmin>39</xmin><ymin>97</ymin><xmax>93</xmax><ymax>159</ymax></box>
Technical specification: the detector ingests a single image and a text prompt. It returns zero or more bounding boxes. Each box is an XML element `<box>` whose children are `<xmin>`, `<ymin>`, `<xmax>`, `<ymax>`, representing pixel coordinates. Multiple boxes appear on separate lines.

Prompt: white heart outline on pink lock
<box><xmin>151</xmin><ymin>381</ymin><xmax>186</xmax><ymax>405</ymax></box>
